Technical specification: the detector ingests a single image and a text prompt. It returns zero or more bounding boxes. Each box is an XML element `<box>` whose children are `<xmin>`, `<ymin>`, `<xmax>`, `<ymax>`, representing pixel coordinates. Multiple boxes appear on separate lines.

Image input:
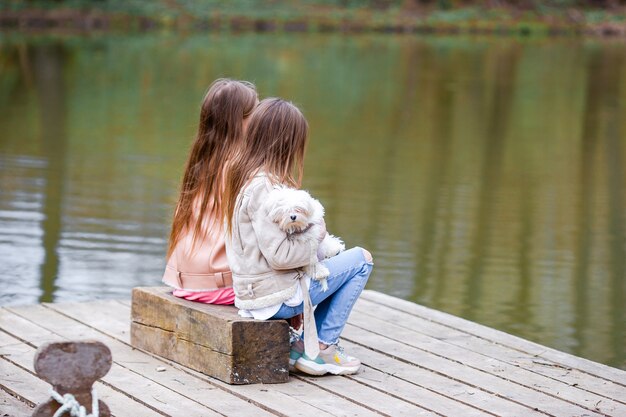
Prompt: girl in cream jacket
<box><xmin>224</xmin><ymin>98</ymin><xmax>373</xmax><ymax>376</ymax></box>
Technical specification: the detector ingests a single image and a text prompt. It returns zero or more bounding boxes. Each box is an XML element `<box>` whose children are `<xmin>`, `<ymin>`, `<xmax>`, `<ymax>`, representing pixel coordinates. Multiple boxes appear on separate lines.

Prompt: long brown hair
<box><xmin>224</xmin><ymin>98</ymin><xmax>309</xmax><ymax>233</ymax></box>
<box><xmin>167</xmin><ymin>79</ymin><xmax>257</xmax><ymax>257</ymax></box>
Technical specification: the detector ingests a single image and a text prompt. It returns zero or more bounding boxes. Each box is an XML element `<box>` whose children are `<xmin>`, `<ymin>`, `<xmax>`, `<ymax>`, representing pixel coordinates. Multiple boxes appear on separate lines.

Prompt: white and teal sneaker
<box><xmin>295</xmin><ymin>344</ymin><xmax>361</xmax><ymax>376</ymax></box>
<box><xmin>289</xmin><ymin>329</ymin><xmax>304</xmax><ymax>372</ymax></box>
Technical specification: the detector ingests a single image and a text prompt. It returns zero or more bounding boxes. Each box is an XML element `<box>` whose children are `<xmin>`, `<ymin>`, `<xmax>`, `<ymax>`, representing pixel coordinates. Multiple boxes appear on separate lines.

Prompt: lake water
<box><xmin>0</xmin><ymin>32</ymin><xmax>624</xmax><ymax>370</ymax></box>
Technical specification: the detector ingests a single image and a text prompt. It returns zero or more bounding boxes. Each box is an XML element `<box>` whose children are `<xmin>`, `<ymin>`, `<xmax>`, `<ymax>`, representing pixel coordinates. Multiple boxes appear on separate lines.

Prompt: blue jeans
<box><xmin>271</xmin><ymin>247</ymin><xmax>373</xmax><ymax>345</ymax></box>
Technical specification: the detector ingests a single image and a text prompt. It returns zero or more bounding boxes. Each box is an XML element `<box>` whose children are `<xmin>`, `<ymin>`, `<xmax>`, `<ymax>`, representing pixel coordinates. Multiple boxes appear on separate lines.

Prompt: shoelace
<box><xmin>289</xmin><ymin>327</ymin><xmax>302</xmax><ymax>345</ymax></box>
<box><xmin>335</xmin><ymin>345</ymin><xmax>355</xmax><ymax>361</ymax></box>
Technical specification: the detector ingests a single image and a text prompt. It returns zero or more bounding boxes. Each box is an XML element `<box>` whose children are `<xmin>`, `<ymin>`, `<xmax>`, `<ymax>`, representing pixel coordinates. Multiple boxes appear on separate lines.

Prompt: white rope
<box><xmin>50</xmin><ymin>388</ymin><xmax>99</xmax><ymax>417</ymax></box>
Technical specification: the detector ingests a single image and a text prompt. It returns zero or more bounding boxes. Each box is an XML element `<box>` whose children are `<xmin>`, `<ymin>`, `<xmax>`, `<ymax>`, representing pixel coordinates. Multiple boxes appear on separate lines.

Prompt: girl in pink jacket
<box><xmin>163</xmin><ymin>79</ymin><xmax>258</xmax><ymax>304</ymax></box>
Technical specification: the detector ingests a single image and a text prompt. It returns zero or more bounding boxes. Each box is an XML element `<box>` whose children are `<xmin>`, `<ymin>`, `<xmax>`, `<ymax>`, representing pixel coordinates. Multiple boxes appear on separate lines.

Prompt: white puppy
<box><xmin>263</xmin><ymin>186</ymin><xmax>345</xmax><ymax>291</ymax></box>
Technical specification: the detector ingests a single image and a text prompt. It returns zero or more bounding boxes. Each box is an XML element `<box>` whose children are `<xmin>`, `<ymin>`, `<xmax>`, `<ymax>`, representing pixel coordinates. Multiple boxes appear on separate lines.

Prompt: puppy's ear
<box><xmin>264</xmin><ymin>189</ymin><xmax>285</xmax><ymax>223</ymax></box>
<box><xmin>310</xmin><ymin>197</ymin><xmax>325</xmax><ymax>219</ymax></box>
<box><xmin>268</xmin><ymin>205</ymin><xmax>285</xmax><ymax>223</ymax></box>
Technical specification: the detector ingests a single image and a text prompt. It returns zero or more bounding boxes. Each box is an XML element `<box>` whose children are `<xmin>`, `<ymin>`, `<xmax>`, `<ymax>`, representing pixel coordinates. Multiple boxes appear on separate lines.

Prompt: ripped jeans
<box><xmin>271</xmin><ymin>246</ymin><xmax>373</xmax><ymax>345</ymax></box>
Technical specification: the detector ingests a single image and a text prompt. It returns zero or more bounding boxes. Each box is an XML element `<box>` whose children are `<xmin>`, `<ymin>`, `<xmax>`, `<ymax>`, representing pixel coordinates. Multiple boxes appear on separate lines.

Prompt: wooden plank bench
<box><xmin>130</xmin><ymin>287</ymin><xmax>289</xmax><ymax>385</ymax></box>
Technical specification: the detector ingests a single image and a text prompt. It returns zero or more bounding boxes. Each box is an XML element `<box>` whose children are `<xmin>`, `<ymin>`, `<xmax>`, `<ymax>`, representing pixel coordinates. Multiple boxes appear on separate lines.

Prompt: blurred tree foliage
<box><xmin>4</xmin><ymin>0</ymin><xmax>625</xmax><ymax>34</ymax></box>
<box><xmin>11</xmin><ymin>0</ymin><xmax>626</xmax><ymax>9</ymax></box>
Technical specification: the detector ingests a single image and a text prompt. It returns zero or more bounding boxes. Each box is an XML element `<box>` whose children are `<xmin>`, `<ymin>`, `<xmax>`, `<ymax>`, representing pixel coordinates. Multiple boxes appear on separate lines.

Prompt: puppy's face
<box><xmin>278</xmin><ymin>204</ymin><xmax>312</xmax><ymax>234</ymax></box>
<box><xmin>267</xmin><ymin>188</ymin><xmax>316</xmax><ymax>234</ymax></box>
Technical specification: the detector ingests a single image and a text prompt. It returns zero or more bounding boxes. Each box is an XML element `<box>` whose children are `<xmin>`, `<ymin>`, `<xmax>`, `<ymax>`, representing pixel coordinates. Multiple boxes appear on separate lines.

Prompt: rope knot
<box><xmin>50</xmin><ymin>388</ymin><xmax>99</xmax><ymax>417</ymax></box>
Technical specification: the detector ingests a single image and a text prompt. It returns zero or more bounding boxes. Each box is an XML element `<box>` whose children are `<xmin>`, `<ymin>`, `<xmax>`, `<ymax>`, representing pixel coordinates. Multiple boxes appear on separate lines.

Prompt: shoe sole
<box><xmin>294</xmin><ymin>358</ymin><xmax>360</xmax><ymax>376</ymax></box>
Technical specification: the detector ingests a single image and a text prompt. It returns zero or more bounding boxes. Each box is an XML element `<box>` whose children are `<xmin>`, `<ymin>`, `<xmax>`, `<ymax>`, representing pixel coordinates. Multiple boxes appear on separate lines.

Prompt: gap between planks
<box><xmin>0</xmin><ymin>384</ymin><xmax>35</xmax><ymax>417</ymax></box>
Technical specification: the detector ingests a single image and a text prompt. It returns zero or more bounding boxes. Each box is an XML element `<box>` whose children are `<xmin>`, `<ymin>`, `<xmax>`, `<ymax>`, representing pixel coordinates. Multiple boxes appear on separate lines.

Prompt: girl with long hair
<box><xmin>223</xmin><ymin>98</ymin><xmax>374</xmax><ymax>375</ymax></box>
<box><xmin>162</xmin><ymin>79</ymin><xmax>258</xmax><ymax>304</ymax></box>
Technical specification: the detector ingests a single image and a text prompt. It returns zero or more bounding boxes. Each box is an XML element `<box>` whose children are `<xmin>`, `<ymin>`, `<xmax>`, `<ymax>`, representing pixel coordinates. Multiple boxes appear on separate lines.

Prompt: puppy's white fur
<box><xmin>263</xmin><ymin>186</ymin><xmax>345</xmax><ymax>291</ymax></box>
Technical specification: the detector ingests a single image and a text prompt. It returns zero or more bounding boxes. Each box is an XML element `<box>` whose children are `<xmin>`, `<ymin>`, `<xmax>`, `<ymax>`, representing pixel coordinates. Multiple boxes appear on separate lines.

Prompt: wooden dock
<box><xmin>1</xmin><ymin>290</ymin><xmax>625</xmax><ymax>417</ymax></box>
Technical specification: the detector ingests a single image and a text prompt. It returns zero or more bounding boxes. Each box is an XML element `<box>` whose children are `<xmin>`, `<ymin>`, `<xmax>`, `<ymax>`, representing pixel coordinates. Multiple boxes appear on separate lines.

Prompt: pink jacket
<box><xmin>162</xmin><ymin>214</ymin><xmax>234</xmax><ymax>296</ymax></box>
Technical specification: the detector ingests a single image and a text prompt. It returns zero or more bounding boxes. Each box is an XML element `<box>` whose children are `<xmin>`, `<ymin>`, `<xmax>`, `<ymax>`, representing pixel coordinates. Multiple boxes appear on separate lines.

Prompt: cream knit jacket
<box><xmin>225</xmin><ymin>173</ymin><xmax>319</xmax><ymax>310</ymax></box>
<box><xmin>225</xmin><ymin>173</ymin><xmax>322</xmax><ymax>358</ymax></box>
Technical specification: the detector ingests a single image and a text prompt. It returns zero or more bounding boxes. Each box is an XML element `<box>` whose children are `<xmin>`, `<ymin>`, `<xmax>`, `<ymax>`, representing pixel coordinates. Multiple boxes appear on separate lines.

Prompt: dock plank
<box><xmin>349</xmin><ymin>302</ymin><xmax>626</xmax><ymax>416</ymax></box>
<box><xmin>0</xmin><ymin>330</ymin><xmax>163</xmax><ymax>417</ymax></box>
<box><xmin>355</xmin><ymin>298</ymin><xmax>626</xmax><ymax>403</ymax></box>
<box><xmin>0</xmin><ymin>385</ymin><xmax>34</xmax><ymax>417</ymax></box>
<box><xmin>361</xmin><ymin>290</ymin><xmax>626</xmax><ymax>386</ymax></box>
<box><xmin>294</xmin><ymin>373</ymin><xmax>434</xmax><ymax>417</ymax></box>
<box><xmin>0</xmin><ymin>353</ymin><xmax>46</xmax><ymax>408</ymax></box>
<box><xmin>340</xmin><ymin>339</ymin><xmax>533</xmax><ymax>417</ymax></box>
<box><xmin>342</xmin><ymin>324</ymin><xmax>606</xmax><ymax>417</ymax></box>
<box><xmin>341</xmin><ymin>351</ymin><xmax>494</xmax><ymax>417</ymax></box>
<box><xmin>43</xmin><ymin>301</ymin><xmax>385</xmax><ymax>417</ymax></box>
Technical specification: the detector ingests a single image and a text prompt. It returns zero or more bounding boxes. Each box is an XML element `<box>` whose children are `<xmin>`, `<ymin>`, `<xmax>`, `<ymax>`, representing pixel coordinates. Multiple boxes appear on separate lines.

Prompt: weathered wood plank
<box><xmin>348</xmin><ymin>303</ymin><xmax>626</xmax><ymax>416</ymax></box>
<box><xmin>361</xmin><ymin>290</ymin><xmax>626</xmax><ymax>386</ymax></box>
<box><xmin>131</xmin><ymin>287</ymin><xmax>289</xmax><ymax>384</ymax></box>
<box><xmin>343</xmin><ymin>358</ymin><xmax>494</xmax><ymax>417</ymax></box>
<box><xmin>0</xmin><ymin>386</ymin><xmax>34</xmax><ymax>417</ymax></box>
<box><xmin>342</xmin><ymin>324</ymin><xmax>607</xmax><ymax>417</ymax></box>
<box><xmin>0</xmin><ymin>331</ymin><xmax>163</xmax><ymax>417</ymax></box>
<box><xmin>354</xmin><ymin>298</ymin><xmax>626</xmax><ymax>405</ymax></box>
<box><xmin>340</xmin><ymin>339</ymin><xmax>537</xmax><ymax>417</ymax></box>
<box><xmin>130</xmin><ymin>321</ymin><xmax>238</xmax><ymax>383</ymax></box>
<box><xmin>294</xmin><ymin>373</ymin><xmax>435</xmax><ymax>417</ymax></box>
<box><xmin>42</xmin><ymin>301</ymin><xmax>383</xmax><ymax>417</ymax></box>
<box><xmin>1</xmin><ymin>355</ymin><xmax>48</xmax><ymax>408</ymax></box>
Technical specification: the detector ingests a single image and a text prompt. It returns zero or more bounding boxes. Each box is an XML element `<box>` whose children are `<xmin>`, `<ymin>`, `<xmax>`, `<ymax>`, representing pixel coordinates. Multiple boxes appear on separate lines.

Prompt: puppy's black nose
<box><xmin>290</xmin><ymin>215</ymin><xmax>297</xmax><ymax>221</ymax></box>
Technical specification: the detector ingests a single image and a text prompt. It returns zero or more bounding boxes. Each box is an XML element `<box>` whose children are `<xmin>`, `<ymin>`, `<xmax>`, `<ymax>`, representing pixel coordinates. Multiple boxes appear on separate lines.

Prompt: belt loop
<box><xmin>214</xmin><ymin>272</ymin><xmax>224</xmax><ymax>288</ymax></box>
<box><xmin>223</xmin><ymin>271</ymin><xmax>233</xmax><ymax>287</ymax></box>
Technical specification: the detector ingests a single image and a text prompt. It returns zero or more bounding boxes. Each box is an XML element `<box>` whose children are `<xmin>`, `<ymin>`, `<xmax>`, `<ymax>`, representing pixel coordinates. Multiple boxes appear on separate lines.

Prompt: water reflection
<box><xmin>0</xmin><ymin>34</ymin><xmax>624</xmax><ymax>370</ymax></box>
<box><xmin>31</xmin><ymin>43</ymin><xmax>67</xmax><ymax>302</ymax></box>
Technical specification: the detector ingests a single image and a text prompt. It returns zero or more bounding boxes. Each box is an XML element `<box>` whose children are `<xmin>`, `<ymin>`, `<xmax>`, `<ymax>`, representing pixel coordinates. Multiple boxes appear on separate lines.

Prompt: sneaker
<box><xmin>295</xmin><ymin>344</ymin><xmax>361</xmax><ymax>376</ymax></box>
<box><xmin>289</xmin><ymin>329</ymin><xmax>304</xmax><ymax>372</ymax></box>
